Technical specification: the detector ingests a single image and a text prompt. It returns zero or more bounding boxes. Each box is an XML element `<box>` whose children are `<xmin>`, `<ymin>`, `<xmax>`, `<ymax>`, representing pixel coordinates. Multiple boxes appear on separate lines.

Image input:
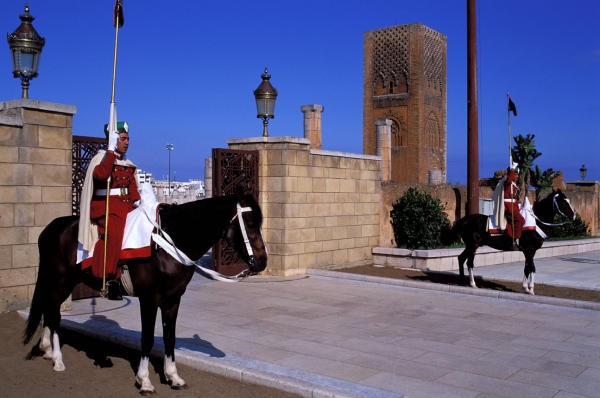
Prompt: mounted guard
<box><xmin>491</xmin><ymin>164</ymin><xmax>526</xmax><ymax>249</ymax></box>
<box><xmin>453</xmin><ymin>93</ymin><xmax>576</xmax><ymax>294</ymax></box>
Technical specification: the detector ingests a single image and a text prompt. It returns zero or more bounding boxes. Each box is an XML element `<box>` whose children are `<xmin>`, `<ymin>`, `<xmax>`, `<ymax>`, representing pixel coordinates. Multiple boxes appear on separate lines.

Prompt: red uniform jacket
<box><xmin>503</xmin><ymin>169</ymin><xmax>524</xmax><ymax>239</ymax></box>
<box><xmin>90</xmin><ymin>151</ymin><xmax>140</xmax><ymax>221</ymax></box>
<box><xmin>85</xmin><ymin>150</ymin><xmax>140</xmax><ymax>279</ymax></box>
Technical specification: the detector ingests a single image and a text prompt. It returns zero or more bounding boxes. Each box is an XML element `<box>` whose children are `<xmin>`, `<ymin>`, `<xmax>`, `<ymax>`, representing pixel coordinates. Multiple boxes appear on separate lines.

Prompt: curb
<box><xmin>307</xmin><ymin>269</ymin><xmax>600</xmax><ymax>312</ymax></box>
<box><xmin>18</xmin><ymin>310</ymin><xmax>404</xmax><ymax>398</ymax></box>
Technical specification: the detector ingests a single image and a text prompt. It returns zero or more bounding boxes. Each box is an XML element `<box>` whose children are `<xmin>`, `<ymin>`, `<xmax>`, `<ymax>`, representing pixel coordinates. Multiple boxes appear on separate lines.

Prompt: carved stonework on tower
<box><xmin>363</xmin><ymin>23</ymin><xmax>447</xmax><ymax>184</ymax></box>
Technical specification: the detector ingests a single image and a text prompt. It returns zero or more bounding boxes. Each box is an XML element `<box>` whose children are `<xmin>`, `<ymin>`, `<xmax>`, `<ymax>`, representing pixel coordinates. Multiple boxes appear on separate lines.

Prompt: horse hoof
<box><xmin>136</xmin><ymin>376</ymin><xmax>155</xmax><ymax>395</ymax></box>
<box><xmin>170</xmin><ymin>383</ymin><xmax>188</xmax><ymax>391</ymax></box>
<box><xmin>53</xmin><ymin>360</ymin><xmax>66</xmax><ymax>372</ymax></box>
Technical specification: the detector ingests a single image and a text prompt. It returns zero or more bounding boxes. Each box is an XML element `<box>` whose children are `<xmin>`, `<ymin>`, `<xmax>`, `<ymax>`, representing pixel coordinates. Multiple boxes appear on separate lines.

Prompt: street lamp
<box><xmin>579</xmin><ymin>164</ymin><xmax>587</xmax><ymax>181</ymax></box>
<box><xmin>166</xmin><ymin>144</ymin><xmax>174</xmax><ymax>195</ymax></box>
<box><xmin>253</xmin><ymin>67</ymin><xmax>278</xmax><ymax>137</ymax></box>
<box><xmin>7</xmin><ymin>4</ymin><xmax>45</xmax><ymax>99</ymax></box>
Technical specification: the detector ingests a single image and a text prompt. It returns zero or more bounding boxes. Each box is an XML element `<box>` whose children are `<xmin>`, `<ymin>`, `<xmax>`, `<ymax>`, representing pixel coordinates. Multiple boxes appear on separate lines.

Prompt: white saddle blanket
<box><xmin>487</xmin><ymin>197</ymin><xmax>546</xmax><ymax>238</ymax></box>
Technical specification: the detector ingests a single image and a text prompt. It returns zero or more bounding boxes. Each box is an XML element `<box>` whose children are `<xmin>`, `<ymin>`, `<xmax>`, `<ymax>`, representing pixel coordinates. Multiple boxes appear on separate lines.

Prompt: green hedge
<box><xmin>390</xmin><ymin>188</ymin><xmax>451</xmax><ymax>249</ymax></box>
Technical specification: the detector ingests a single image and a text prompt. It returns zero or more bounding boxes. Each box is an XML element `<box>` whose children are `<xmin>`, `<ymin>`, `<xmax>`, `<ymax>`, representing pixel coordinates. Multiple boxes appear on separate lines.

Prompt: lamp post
<box><xmin>166</xmin><ymin>144</ymin><xmax>174</xmax><ymax>195</ymax></box>
<box><xmin>7</xmin><ymin>4</ymin><xmax>45</xmax><ymax>99</ymax></box>
<box><xmin>580</xmin><ymin>164</ymin><xmax>587</xmax><ymax>181</ymax></box>
<box><xmin>253</xmin><ymin>68</ymin><xmax>278</xmax><ymax>137</ymax></box>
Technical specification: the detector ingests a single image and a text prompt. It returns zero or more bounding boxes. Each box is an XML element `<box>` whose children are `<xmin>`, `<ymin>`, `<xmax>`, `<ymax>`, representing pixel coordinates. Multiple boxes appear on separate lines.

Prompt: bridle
<box><xmin>146</xmin><ymin>201</ymin><xmax>264</xmax><ymax>281</ymax></box>
<box><xmin>533</xmin><ymin>193</ymin><xmax>575</xmax><ymax>227</ymax></box>
<box><xmin>229</xmin><ymin>203</ymin><xmax>264</xmax><ymax>272</ymax></box>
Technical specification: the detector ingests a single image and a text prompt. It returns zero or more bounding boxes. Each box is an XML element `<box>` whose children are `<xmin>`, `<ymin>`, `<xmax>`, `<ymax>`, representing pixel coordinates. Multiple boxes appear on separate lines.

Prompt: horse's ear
<box><xmin>551</xmin><ymin>172</ymin><xmax>566</xmax><ymax>191</ymax></box>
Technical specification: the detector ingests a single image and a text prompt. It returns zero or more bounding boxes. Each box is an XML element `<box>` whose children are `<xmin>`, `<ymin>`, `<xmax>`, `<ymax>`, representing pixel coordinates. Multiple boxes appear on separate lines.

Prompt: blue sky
<box><xmin>2</xmin><ymin>1</ymin><xmax>598</xmax><ymax>183</ymax></box>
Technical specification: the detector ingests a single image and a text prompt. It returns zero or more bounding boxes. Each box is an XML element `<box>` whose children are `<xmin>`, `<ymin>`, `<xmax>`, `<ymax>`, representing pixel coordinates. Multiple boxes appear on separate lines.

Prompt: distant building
<box><xmin>134</xmin><ymin>170</ymin><xmax>205</xmax><ymax>204</ymax></box>
<box><xmin>135</xmin><ymin>169</ymin><xmax>153</xmax><ymax>185</ymax></box>
<box><xmin>153</xmin><ymin>178</ymin><xmax>205</xmax><ymax>204</ymax></box>
<box><xmin>363</xmin><ymin>23</ymin><xmax>447</xmax><ymax>184</ymax></box>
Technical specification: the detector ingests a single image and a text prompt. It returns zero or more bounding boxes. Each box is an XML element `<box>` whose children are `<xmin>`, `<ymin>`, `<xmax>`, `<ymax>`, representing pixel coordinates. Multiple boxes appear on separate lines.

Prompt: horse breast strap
<box><xmin>143</xmin><ymin>202</ymin><xmax>253</xmax><ymax>282</ymax></box>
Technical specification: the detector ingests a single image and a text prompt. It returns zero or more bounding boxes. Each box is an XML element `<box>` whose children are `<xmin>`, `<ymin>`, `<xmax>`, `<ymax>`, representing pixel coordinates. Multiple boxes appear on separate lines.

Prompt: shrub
<box><xmin>390</xmin><ymin>188</ymin><xmax>451</xmax><ymax>249</ymax></box>
<box><xmin>540</xmin><ymin>213</ymin><xmax>590</xmax><ymax>239</ymax></box>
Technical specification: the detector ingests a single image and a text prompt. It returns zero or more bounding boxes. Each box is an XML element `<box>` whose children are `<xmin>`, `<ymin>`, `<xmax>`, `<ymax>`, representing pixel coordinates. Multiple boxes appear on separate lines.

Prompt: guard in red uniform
<box><xmin>83</xmin><ymin>122</ymin><xmax>140</xmax><ymax>299</ymax></box>
<box><xmin>504</xmin><ymin>168</ymin><xmax>524</xmax><ymax>246</ymax></box>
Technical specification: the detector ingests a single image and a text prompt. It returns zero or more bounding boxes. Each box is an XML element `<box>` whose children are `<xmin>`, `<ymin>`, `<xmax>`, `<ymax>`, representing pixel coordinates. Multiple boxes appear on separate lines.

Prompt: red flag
<box><xmin>113</xmin><ymin>0</ymin><xmax>124</xmax><ymax>28</ymax></box>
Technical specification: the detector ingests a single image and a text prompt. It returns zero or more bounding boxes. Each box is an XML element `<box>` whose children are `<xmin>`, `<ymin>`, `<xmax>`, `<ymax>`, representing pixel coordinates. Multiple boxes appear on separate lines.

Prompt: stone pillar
<box><xmin>301</xmin><ymin>104</ymin><xmax>324</xmax><ymax>150</ymax></box>
<box><xmin>204</xmin><ymin>156</ymin><xmax>213</xmax><ymax>198</ymax></box>
<box><xmin>376</xmin><ymin>119</ymin><xmax>392</xmax><ymax>181</ymax></box>
<box><xmin>0</xmin><ymin>99</ymin><xmax>76</xmax><ymax>312</ymax></box>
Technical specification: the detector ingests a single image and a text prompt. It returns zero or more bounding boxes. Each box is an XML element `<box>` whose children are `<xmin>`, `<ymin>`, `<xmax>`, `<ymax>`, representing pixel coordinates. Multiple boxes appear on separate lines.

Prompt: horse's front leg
<box><xmin>136</xmin><ymin>297</ymin><xmax>158</xmax><ymax>395</ymax></box>
<box><xmin>161</xmin><ymin>298</ymin><xmax>187</xmax><ymax>390</ymax></box>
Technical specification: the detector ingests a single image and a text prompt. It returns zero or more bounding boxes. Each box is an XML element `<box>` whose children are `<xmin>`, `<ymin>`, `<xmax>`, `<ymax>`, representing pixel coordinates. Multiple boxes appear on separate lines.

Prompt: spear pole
<box><xmin>102</xmin><ymin>0</ymin><xmax>124</xmax><ymax>296</ymax></box>
<box><xmin>507</xmin><ymin>91</ymin><xmax>512</xmax><ymax>167</ymax></box>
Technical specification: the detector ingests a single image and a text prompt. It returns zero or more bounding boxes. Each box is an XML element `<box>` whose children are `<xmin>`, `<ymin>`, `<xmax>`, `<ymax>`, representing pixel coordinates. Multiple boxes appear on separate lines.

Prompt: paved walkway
<box><xmin>24</xmin><ymin>250</ymin><xmax>600</xmax><ymax>398</ymax></box>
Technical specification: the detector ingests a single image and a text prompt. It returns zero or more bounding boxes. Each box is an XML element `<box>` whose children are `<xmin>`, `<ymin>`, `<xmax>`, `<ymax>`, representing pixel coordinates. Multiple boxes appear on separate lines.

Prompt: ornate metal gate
<box><xmin>71</xmin><ymin>135</ymin><xmax>106</xmax><ymax>299</ymax></box>
<box><xmin>212</xmin><ymin>148</ymin><xmax>259</xmax><ymax>276</ymax></box>
<box><xmin>72</xmin><ymin>135</ymin><xmax>106</xmax><ymax>215</ymax></box>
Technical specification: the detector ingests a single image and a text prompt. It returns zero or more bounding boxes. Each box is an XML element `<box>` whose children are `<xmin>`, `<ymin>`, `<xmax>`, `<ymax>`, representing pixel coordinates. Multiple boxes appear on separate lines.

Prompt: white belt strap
<box><xmin>95</xmin><ymin>187</ymin><xmax>129</xmax><ymax>196</ymax></box>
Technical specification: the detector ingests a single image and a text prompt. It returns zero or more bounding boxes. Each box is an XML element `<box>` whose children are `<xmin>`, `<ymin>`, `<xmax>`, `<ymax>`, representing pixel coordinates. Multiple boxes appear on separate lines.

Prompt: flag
<box><xmin>508</xmin><ymin>96</ymin><xmax>517</xmax><ymax>116</ymax></box>
<box><xmin>113</xmin><ymin>0</ymin><xmax>124</xmax><ymax>28</ymax></box>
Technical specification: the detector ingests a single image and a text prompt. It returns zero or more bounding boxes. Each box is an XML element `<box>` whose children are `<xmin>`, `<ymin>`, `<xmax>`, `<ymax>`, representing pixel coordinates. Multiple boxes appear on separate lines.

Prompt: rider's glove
<box><xmin>107</xmin><ymin>129</ymin><xmax>119</xmax><ymax>151</ymax></box>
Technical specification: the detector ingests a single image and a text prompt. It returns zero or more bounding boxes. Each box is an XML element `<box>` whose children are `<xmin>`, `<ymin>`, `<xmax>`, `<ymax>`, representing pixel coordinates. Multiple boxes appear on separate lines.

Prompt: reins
<box><xmin>140</xmin><ymin>202</ymin><xmax>254</xmax><ymax>282</ymax></box>
<box><xmin>532</xmin><ymin>193</ymin><xmax>574</xmax><ymax>227</ymax></box>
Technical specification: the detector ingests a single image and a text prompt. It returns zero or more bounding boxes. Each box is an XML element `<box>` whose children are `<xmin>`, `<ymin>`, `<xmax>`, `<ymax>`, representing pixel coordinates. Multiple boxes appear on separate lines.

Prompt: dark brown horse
<box><xmin>454</xmin><ymin>189</ymin><xmax>575</xmax><ymax>294</ymax></box>
<box><xmin>23</xmin><ymin>194</ymin><xmax>267</xmax><ymax>394</ymax></box>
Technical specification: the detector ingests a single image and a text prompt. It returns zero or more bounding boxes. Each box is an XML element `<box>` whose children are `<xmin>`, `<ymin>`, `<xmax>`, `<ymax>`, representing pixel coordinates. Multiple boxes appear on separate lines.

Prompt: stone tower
<box><xmin>363</xmin><ymin>23</ymin><xmax>447</xmax><ymax>184</ymax></box>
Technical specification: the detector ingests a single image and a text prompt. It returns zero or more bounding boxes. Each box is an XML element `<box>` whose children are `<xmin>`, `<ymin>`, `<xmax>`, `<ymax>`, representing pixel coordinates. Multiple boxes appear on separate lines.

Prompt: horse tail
<box><xmin>23</xmin><ymin>268</ymin><xmax>45</xmax><ymax>345</ymax></box>
<box><xmin>23</xmin><ymin>224</ymin><xmax>52</xmax><ymax>345</ymax></box>
<box><xmin>23</xmin><ymin>216</ymin><xmax>76</xmax><ymax>345</ymax></box>
<box><xmin>444</xmin><ymin>217</ymin><xmax>466</xmax><ymax>245</ymax></box>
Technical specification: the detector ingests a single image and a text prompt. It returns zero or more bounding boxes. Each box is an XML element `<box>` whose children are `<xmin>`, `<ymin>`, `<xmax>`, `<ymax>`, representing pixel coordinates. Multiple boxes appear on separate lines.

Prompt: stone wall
<box><xmin>0</xmin><ymin>100</ymin><xmax>76</xmax><ymax>313</ymax></box>
<box><xmin>566</xmin><ymin>182</ymin><xmax>599</xmax><ymax>236</ymax></box>
<box><xmin>227</xmin><ymin>137</ymin><xmax>381</xmax><ymax>276</ymax></box>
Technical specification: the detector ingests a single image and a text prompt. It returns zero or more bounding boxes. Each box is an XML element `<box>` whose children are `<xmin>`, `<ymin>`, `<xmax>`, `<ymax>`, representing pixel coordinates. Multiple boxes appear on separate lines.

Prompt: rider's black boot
<box><xmin>106</xmin><ymin>279</ymin><xmax>123</xmax><ymax>301</ymax></box>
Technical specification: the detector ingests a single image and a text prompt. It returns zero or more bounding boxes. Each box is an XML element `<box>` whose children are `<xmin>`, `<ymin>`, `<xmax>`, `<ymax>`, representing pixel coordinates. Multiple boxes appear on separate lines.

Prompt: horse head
<box><xmin>552</xmin><ymin>189</ymin><xmax>576</xmax><ymax>221</ymax></box>
<box><xmin>224</xmin><ymin>194</ymin><xmax>268</xmax><ymax>274</ymax></box>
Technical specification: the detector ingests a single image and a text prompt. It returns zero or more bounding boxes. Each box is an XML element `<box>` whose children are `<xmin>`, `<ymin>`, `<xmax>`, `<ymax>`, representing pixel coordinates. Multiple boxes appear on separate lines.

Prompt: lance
<box><xmin>102</xmin><ymin>0</ymin><xmax>124</xmax><ymax>296</ymax></box>
<box><xmin>507</xmin><ymin>91</ymin><xmax>513</xmax><ymax>167</ymax></box>
<box><xmin>507</xmin><ymin>92</ymin><xmax>519</xmax><ymax>247</ymax></box>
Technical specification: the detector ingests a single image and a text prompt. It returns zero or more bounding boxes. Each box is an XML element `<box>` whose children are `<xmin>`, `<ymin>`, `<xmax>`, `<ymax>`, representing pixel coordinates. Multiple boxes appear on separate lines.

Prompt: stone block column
<box><xmin>376</xmin><ymin>119</ymin><xmax>392</xmax><ymax>181</ymax></box>
<box><xmin>204</xmin><ymin>156</ymin><xmax>213</xmax><ymax>198</ymax></box>
<box><xmin>227</xmin><ymin>136</ymin><xmax>381</xmax><ymax>276</ymax></box>
<box><xmin>0</xmin><ymin>99</ymin><xmax>76</xmax><ymax>312</ymax></box>
<box><xmin>301</xmin><ymin>104</ymin><xmax>324</xmax><ymax>150</ymax></box>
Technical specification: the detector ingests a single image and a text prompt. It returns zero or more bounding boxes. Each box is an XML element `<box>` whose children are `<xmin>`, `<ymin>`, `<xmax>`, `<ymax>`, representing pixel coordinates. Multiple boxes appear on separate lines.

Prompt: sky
<box><xmin>1</xmin><ymin>0</ymin><xmax>599</xmax><ymax>184</ymax></box>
